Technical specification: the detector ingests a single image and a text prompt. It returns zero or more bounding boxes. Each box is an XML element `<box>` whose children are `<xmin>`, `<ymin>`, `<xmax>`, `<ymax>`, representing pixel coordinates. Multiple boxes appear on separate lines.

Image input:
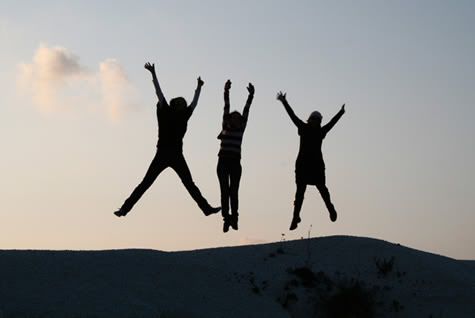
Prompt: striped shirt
<box><xmin>218</xmin><ymin>128</ymin><xmax>245</xmax><ymax>158</ymax></box>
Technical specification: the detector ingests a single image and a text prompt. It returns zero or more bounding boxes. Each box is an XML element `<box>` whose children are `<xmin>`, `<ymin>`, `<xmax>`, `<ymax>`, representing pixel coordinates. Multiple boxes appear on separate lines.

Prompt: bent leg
<box><xmin>316</xmin><ymin>182</ymin><xmax>337</xmax><ymax>222</ymax></box>
<box><xmin>173</xmin><ymin>155</ymin><xmax>217</xmax><ymax>215</ymax></box>
<box><xmin>293</xmin><ymin>182</ymin><xmax>307</xmax><ymax>218</ymax></box>
<box><xmin>290</xmin><ymin>182</ymin><xmax>306</xmax><ymax>230</ymax></box>
<box><xmin>119</xmin><ymin>153</ymin><xmax>168</xmax><ymax>215</ymax></box>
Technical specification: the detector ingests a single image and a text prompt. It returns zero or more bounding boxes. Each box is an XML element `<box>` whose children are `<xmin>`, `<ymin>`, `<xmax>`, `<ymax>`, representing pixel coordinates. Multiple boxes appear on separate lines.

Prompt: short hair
<box><xmin>170</xmin><ymin>97</ymin><xmax>187</xmax><ymax>109</ymax></box>
<box><xmin>308</xmin><ymin>111</ymin><xmax>322</xmax><ymax>121</ymax></box>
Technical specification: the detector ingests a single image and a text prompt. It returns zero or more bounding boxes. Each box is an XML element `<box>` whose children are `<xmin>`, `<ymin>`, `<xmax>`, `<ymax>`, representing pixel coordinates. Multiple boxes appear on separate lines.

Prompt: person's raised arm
<box><xmin>277</xmin><ymin>91</ymin><xmax>304</xmax><ymax>128</ymax></box>
<box><xmin>188</xmin><ymin>76</ymin><xmax>204</xmax><ymax>112</ymax></box>
<box><xmin>322</xmin><ymin>104</ymin><xmax>345</xmax><ymax>135</ymax></box>
<box><xmin>241</xmin><ymin>83</ymin><xmax>255</xmax><ymax>124</ymax></box>
<box><xmin>144</xmin><ymin>62</ymin><xmax>167</xmax><ymax>107</ymax></box>
<box><xmin>223</xmin><ymin>80</ymin><xmax>231</xmax><ymax>117</ymax></box>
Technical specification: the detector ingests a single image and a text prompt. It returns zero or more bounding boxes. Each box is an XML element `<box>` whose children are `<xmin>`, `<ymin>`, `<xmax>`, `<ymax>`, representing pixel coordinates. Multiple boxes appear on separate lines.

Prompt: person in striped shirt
<box><xmin>277</xmin><ymin>91</ymin><xmax>345</xmax><ymax>230</ymax></box>
<box><xmin>217</xmin><ymin>80</ymin><xmax>254</xmax><ymax>232</ymax></box>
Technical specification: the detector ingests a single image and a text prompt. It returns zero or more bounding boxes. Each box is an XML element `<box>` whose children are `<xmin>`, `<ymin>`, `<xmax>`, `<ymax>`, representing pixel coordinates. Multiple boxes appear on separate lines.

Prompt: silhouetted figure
<box><xmin>217</xmin><ymin>80</ymin><xmax>254</xmax><ymax>232</ymax></box>
<box><xmin>114</xmin><ymin>62</ymin><xmax>221</xmax><ymax>217</ymax></box>
<box><xmin>277</xmin><ymin>91</ymin><xmax>345</xmax><ymax>230</ymax></box>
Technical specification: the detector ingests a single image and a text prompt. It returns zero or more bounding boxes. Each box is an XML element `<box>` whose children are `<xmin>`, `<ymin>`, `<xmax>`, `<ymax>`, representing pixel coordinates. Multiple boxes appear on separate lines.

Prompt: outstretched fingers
<box><xmin>276</xmin><ymin>91</ymin><xmax>286</xmax><ymax>102</ymax></box>
<box><xmin>144</xmin><ymin>62</ymin><xmax>155</xmax><ymax>72</ymax></box>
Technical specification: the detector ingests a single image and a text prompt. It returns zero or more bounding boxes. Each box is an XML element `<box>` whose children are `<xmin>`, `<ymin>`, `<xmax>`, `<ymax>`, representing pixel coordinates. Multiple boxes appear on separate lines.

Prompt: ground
<box><xmin>0</xmin><ymin>236</ymin><xmax>474</xmax><ymax>317</ymax></box>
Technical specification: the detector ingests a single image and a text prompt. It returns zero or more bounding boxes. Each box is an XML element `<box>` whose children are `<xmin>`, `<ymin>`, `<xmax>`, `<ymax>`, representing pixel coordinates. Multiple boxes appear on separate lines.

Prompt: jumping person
<box><xmin>217</xmin><ymin>80</ymin><xmax>254</xmax><ymax>232</ymax></box>
<box><xmin>277</xmin><ymin>91</ymin><xmax>345</xmax><ymax>230</ymax></box>
<box><xmin>114</xmin><ymin>62</ymin><xmax>221</xmax><ymax>217</ymax></box>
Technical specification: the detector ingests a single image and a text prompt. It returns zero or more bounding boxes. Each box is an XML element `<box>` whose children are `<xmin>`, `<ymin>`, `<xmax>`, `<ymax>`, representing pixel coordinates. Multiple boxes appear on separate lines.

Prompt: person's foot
<box><xmin>114</xmin><ymin>209</ymin><xmax>127</xmax><ymax>217</ymax></box>
<box><xmin>230</xmin><ymin>215</ymin><xmax>238</xmax><ymax>231</ymax></box>
<box><xmin>223</xmin><ymin>216</ymin><xmax>231</xmax><ymax>233</ymax></box>
<box><xmin>329</xmin><ymin>209</ymin><xmax>337</xmax><ymax>222</ymax></box>
<box><xmin>289</xmin><ymin>216</ymin><xmax>301</xmax><ymax>230</ymax></box>
<box><xmin>204</xmin><ymin>206</ymin><xmax>221</xmax><ymax>216</ymax></box>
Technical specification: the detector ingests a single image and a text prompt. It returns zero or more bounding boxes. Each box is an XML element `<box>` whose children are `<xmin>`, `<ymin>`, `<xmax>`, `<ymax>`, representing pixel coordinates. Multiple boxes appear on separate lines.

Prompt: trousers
<box><xmin>120</xmin><ymin>150</ymin><xmax>212</xmax><ymax>214</ymax></box>
<box><xmin>217</xmin><ymin>157</ymin><xmax>242</xmax><ymax>218</ymax></box>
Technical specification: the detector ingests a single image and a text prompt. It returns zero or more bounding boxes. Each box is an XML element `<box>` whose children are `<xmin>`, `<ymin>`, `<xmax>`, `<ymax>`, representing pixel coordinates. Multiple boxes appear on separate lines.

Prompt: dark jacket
<box><xmin>282</xmin><ymin>101</ymin><xmax>344</xmax><ymax>184</ymax></box>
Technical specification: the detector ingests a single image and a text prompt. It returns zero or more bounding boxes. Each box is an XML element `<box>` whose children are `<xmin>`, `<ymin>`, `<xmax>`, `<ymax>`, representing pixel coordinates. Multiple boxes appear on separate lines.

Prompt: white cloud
<box><xmin>17</xmin><ymin>44</ymin><xmax>138</xmax><ymax>120</ymax></box>
<box><xmin>99</xmin><ymin>59</ymin><xmax>138</xmax><ymax>121</ymax></box>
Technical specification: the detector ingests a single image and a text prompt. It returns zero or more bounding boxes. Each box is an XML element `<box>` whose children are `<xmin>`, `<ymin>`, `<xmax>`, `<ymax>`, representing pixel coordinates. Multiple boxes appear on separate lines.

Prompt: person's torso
<box><xmin>218</xmin><ymin>125</ymin><xmax>245</xmax><ymax>159</ymax></box>
<box><xmin>297</xmin><ymin>124</ymin><xmax>325</xmax><ymax>164</ymax></box>
<box><xmin>156</xmin><ymin>106</ymin><xmax>192</xmax><ymax>151</ymax></box>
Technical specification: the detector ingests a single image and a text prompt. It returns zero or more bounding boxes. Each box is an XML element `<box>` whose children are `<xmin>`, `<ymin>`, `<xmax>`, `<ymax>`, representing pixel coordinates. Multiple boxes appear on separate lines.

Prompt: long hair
<box><xmin>223</xmin><ymin>111</ymin><xmax>244</xmax><ymax>130</ymax></box>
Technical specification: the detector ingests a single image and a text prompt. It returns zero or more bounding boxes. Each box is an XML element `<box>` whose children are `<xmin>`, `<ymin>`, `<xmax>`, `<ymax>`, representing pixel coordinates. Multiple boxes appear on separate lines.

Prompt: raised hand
<box><xmin>277</xmin><ymin>91</ymin><xmax>287</xmax><ymax>102</ymax></box>
<box><xmin>225</xmin><ymin>79</ymin><xmax>232</xmax><ymax>90</ymax></box>
<box><xmin>144</xmin><ymin>62</ymin><xmax>155</xmax><ymax>73</ymax></box>
<box><xmin>247</xmin><ymin>83</ymin><xmax>255</xmax><ymax>95</ymax></box>
<box><xmin>197</xmin><ymin>76</ymin><xmax>204</xmax><ymax>87</ymax></box>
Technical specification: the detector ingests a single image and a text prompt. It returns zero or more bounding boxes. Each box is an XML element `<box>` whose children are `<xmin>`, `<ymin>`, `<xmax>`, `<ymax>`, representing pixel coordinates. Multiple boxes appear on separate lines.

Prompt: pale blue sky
<box><xmin>1</xmin><ymin>1</ymin><xmax>474</xmax><ymax>258</ymax></box>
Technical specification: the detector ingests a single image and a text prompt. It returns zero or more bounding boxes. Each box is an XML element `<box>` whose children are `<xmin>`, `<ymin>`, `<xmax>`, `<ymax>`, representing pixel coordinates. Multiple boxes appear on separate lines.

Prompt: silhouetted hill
<box><xmin>0</xmin><ymin>236</ymin><xmax>473</xmax><ymax>317</ymax></box>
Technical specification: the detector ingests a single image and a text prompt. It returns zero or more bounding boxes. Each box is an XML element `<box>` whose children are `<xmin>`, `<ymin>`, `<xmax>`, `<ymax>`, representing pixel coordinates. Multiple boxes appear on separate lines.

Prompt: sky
<box><xmin>1</xmin><ymin>0</ymin><xmax>474</xmax><ymax>259</ymax></box>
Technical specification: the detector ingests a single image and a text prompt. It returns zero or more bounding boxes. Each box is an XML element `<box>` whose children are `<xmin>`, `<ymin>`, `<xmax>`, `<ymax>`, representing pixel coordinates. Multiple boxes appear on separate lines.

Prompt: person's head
<box><xmin>226</xmin><ymin>111</ymin><xmax>244</xmax><ymax>130</ymax></box>
<box><xmin>170</xmin><ymin>97</ymin><xmax>187</xmax><ymax>111</ymax></box>
<box><xmin>308</xmin><ymin>111</ymin><xmax>322</xmax><ymax>127</ymax></box>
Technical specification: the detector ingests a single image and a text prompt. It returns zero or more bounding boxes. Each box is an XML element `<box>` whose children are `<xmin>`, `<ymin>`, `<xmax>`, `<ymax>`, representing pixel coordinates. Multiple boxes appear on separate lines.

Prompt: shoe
<box><xmin>223</xmin><ymin>217</ymin><xmax>231</xmax><ymax>233</ymax></box>
<box><xmin>204</xmin><ymin>206</ymin><xmax>221</xmax><ymax>216</ymax></box>
<box><xmin>329</xmin><ymin>209</ymin><xmax>337</xmax><ymax>222</ymax></box>
<box><xmin>230</xmin><ymin>215</ymin><xmax>238</xmax><ymax>231</ymax></box>
<box><xmin>114</xmin><ymin>209</ymin><xmax>127</xmax><ymax>217</ymax></box>
<box><xmin>289</xmin><ymin>216</ymin><xmax>301</xmax><ymax>230</ymax></box>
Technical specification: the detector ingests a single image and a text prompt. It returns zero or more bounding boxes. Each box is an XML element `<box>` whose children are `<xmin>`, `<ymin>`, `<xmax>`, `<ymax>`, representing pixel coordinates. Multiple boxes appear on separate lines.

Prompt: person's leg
<box><xmin>229</xmin><ymin>160</ymin><xmax>242</xmax><ymax>230</ymax></box>
<box><xmin>290</xmin><ymin>182</ymin><xmax>307</xmax><ymax>230</ymax></box>
<box><xmin>115</xmin><ymin>152</ymin><xmax>168</xmax><ymax>216</ymax></box>
<box><xmin>315</xmin><ymin>173</ymin><xmax>337</xmax><ymax>221</ymax></box>
<box><xmin>217</xmin><ymin>159</ymin><xmax>232</xmax><ymax>232</ymax></box>
<box><xmin>173</xmin><ymin>154</ymin><xmax>220</xmax><ymax>216</ymax></box>
<box><xmin>316</xmin><ymin>181</ymin><xmax>337</xmax><ymax>222</ymax></box>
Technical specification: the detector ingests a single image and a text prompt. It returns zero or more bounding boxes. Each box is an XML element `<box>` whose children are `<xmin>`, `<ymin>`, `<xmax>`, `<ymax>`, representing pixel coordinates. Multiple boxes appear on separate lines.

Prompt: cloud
<box><xmin>99</xmin><ymin>59</ymin><xmax>138</xmax><ymax>121</ymax></box>
<box><xmin>17</xmin><ymin>44</ymin><xmax>138</xmax><ymax>120</ymax></box>
<box><xmin>17</xmin><ymin>45</ymin><xmax>86</xmax><ymax>113</ymax></box>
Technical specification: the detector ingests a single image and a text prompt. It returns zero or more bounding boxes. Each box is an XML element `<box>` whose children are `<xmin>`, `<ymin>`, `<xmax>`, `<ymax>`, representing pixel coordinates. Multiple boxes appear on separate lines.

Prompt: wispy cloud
<box><xmin>17</xmin><ymin>44</ymin><xmax>138</xmax><ymax>120</ymax></box>
<box><xmin>99</xmin><ymin>58</ymin><xmax>137</xmax><ymax>121</ymax></box>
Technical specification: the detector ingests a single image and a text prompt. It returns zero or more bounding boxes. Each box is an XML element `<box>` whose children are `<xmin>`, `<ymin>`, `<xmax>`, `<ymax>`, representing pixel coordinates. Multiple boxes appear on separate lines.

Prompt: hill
<box><xmin>0</xmin><ymin>236</ymin><xmax>474</xmax><ymax>317</ymax></box>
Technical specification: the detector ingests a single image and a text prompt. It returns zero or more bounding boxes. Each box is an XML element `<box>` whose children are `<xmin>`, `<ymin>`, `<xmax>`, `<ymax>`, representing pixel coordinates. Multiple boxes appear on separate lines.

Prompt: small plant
<box><xmin>248</xmin><ymin>272</ymin><xmax>261</xmax><ymax>294</ymax></box>
<box><xmin>390</xmin><ymin>299</ymin><xmax>404</xmax><ymax>312</ymax></box>
<box><xmin>291</xmin><ymin>266</ymin><xmax>317</xmax><ymax>288</ymax></box>
<box><xmin>288</xmin><ymin>266</ymin><xmax>333</xmax><ymax>291</ymax></box>
<box><xmin>374</xmin><ymin>256</ymin><xmax>395</xmax><ymax>277</ymax></box>
<box><xmin>321</xmin><ymin>279</ymin><xmax>376</xmax><ymax>318</ymax></box>
<box><xmin>261</xmin><ymin>280</ymin><xmax>269</xmax><ymax>290</ymax></box>
<box><xmin>305</xmin><ymin>224</ymin><xmax>313</xmax><ymax>267</ymax></box>
<box><xmin>251</xmin><ymin>285</ymin><xmax>260</xmax><ymax>294</ymax></box>
<box><xmin>277</xmin><ymin>292</ymin><xmax>298</xmax><ymax>308</ymax></box>
<box><xmin>276</xmin><ymin>233</ymin><xmax>286</xmax><ymax>254</ymax></box>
